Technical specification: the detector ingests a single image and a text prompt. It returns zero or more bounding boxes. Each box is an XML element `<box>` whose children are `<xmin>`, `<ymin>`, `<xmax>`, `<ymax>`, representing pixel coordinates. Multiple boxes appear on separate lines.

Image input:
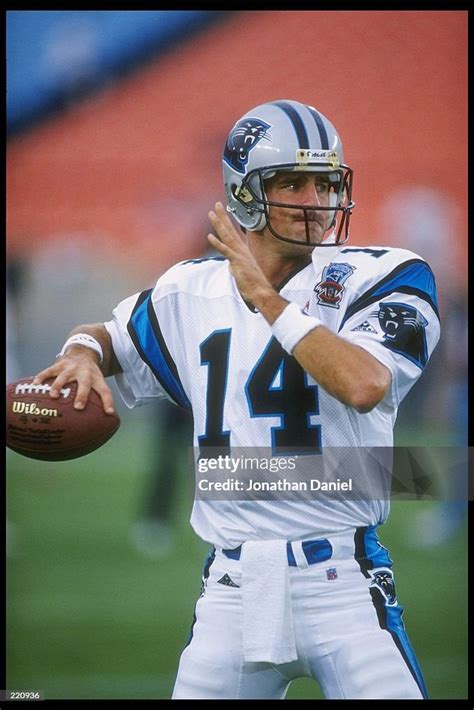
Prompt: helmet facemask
<box><xmin>232</xmin><ymin>164</ymin><xmax>354</xmax><ymax>247</ymax></box>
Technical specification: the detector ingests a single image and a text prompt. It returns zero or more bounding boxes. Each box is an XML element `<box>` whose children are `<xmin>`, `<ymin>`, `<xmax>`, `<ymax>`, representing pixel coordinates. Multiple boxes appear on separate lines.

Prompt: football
<box><xmin>6</xmin><ymin>376</ymin><xmax>121</xmax><ymax>461</ymax></box>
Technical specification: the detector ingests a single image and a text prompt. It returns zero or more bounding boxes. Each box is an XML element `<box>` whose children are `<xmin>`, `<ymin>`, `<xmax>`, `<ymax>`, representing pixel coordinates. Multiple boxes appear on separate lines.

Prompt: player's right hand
<box><xmin>33</xmin><ymin>347</ymin><xmax>116</xmax><ymax>415</ymax></box>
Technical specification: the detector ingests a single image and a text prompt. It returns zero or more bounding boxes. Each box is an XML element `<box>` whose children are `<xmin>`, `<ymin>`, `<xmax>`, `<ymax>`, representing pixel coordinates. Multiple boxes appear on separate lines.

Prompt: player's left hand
<box><xmin>208</xmin><ymin>202</ymin><xmax>274</xmax><ymax>305</ymax></box>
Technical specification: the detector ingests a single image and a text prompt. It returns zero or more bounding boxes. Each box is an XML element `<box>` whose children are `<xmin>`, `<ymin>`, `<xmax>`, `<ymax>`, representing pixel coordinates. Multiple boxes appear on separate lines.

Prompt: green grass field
<box><xmin>6</xmin><ymin>418</ymin><xmax>468</xmax><ymax>700</ymax></box>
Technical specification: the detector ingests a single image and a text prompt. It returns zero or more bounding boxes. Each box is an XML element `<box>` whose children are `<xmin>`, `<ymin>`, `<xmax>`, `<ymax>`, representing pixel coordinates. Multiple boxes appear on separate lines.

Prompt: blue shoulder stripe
<box><xmin>339</xmin><ymin>259</ymin><xmax>439</xmax><ymax>331</ymax></box>
<box><xmin>127</xmin><ymin>290</ymin><xmax>190</xmax><ymax>409</ymax></box>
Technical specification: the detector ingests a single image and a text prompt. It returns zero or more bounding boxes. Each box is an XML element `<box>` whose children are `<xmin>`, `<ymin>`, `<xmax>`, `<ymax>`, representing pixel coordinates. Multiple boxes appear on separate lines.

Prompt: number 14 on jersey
<box><xmin>198</xmin><ymin>330</ymin><xmax>321</xmax><ymax>456</ymax></box>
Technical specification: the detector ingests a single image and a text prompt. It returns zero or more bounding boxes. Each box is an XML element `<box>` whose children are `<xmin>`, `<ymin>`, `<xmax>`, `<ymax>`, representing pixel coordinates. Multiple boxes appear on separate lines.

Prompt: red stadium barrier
<box><xmin>7</xmin><ymin>11</ymin><xmax>467</xmax><ymax>281</ymax></box>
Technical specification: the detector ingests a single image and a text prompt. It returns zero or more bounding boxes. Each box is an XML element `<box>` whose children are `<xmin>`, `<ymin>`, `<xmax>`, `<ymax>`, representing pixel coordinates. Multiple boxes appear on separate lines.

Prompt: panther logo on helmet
<box><xmin>223</xmin><ymin>118</ymin><xmax>272</xmax><ymax>174</ymax></box>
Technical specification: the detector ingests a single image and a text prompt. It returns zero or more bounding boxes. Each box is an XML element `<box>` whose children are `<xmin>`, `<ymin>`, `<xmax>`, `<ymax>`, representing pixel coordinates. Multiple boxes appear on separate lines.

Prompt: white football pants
<box><xmin>172</xmin><ymin>527</ymin><xmax>426</xmax><ymax>700</ymax></box>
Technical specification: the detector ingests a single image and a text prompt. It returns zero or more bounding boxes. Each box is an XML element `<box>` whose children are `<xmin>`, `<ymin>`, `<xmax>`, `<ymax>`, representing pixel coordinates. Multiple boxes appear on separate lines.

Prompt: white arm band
<box><xmin>56</xmin><ymin>333</ymin><xmax>104</xmax><ymax>364</ymax></box>
<box><xmin>271</xmin><ymin>302</ymin><xmax>322</xmax><ymax>355</ymax></box>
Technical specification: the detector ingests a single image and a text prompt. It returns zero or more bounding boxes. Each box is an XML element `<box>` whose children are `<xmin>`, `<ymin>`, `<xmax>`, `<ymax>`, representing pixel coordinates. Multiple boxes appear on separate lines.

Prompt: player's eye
<box><xmin>314</xmin><ymin>180</ymin><xmax>330</xmax><ymax>195</ymax></box>
<box><xmin>280</xmin><ymin>179</ymin><xmax>299</xmax><ymax>190</ymax></box>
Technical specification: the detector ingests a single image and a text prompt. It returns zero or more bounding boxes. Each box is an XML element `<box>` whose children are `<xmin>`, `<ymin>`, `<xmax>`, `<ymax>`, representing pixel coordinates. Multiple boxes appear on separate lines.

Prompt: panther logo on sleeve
<box><xmin>223</xmin><ymin>118</ymin><xmax>272</xmax><ymax>174</ymax></box>
<box><xmin>375</xmin><ymin>302</ymin><xmax>428</xmax><ymax>368</ymax></box>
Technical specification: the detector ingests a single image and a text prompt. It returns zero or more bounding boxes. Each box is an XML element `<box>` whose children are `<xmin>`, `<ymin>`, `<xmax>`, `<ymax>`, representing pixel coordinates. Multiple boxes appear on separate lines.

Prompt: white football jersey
<box><xmin>104</xmin><ymin>245</ymin><xmax>440</xmax><ymax>548</ymax></box>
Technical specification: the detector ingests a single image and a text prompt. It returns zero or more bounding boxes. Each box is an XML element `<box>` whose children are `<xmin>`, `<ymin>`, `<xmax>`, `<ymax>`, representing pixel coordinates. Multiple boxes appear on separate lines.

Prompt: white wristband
<box><xmin>56</xmin><ymin>333</ymin><xmax>104</xmax><ymax>363</ymax></box>
<box><xmin>271</xmin><ymin>302</ymin><xmax>322</xmax><ymax>355</ymax></box>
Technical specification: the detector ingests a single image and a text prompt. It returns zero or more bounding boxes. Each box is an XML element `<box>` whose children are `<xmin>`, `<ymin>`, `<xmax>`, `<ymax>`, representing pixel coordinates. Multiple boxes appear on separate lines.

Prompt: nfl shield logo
<box><xmin>326</xmin><ymin>567</ymin><xmax>338</xmax><ymax>580</ymax></box>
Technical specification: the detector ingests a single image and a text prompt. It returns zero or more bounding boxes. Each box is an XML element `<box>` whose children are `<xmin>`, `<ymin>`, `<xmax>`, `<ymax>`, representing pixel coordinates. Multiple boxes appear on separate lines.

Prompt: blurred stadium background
<box><xmin>6</xmin><ymin>11</ymin><xmax>467</xmax><ymax>700</ymax></box>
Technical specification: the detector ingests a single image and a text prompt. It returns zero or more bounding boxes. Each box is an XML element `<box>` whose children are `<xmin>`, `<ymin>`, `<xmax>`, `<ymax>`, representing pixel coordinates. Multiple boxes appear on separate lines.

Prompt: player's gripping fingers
<box><xmin>87</xmin><ymin>377</ymin><xmax>115</xmax><ymax>415</ymax></box>
<box><xmin>32</xmin><ymin>363</ymin><xmax>70</xmax><ymax>397</ymax></box>
<box><xmin>53</xmin><ymin>370</ymin><xmax>85</xmax><ymax>402</ymax></box>
<box><xmin>32</xmin><ymin>357</ymin><xmax>107</xmax><ymax>411</ymax></box>
<box><xmin>33</xmin><ymin>358</ymin><xmax>82</xmax><ymax>399</ymax></box>
<box><xmin>32</xmin><ymin>366</ymin><xmax>56</xmax><ymax>386</ymax></box>
<box><xmin>64</xmin><ymin>363</ymin><xmax>114</xmax><ymax>414</ymax></box>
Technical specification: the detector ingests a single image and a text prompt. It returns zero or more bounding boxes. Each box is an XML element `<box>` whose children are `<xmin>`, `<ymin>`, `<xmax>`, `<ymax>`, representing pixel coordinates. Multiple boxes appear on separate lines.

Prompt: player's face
<box><xmin>263</xmin><ymin>171</ymin><xmax>333</xmax><ymax>247</ymax></box>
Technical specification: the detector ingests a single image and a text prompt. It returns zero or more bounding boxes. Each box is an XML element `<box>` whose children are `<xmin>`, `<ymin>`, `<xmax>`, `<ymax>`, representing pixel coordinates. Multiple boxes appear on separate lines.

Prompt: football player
<box><xmin>34</xmin><ymin>100</ymin><xmax>439</xmax><ymax>699</ymax></box>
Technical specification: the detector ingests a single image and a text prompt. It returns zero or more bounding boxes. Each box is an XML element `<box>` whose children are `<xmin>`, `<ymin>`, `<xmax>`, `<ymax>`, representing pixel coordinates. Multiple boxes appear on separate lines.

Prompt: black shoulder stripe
<box><xmin>145</xmin><ymin>294</ymin><xmax>182</xmax><ymax>386</ymax></box>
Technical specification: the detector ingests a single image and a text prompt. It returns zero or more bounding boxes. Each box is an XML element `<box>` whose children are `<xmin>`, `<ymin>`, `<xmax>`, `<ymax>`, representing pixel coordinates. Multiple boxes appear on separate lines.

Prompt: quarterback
<box><xmin>34</xmin><ymin>100</ymin><xmax>440</xmax><ymax>699</ymax></box>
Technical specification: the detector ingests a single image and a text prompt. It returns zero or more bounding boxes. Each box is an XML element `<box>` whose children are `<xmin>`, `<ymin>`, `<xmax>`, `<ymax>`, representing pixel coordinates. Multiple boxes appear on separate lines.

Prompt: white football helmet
<box><xmin>223</xmin><ymin>100</ymin><xmax>354</xmax><ymax>246</ymax></box>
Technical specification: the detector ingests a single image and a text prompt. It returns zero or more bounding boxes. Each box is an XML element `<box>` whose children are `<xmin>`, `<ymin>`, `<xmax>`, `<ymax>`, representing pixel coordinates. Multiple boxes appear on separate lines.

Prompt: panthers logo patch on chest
<box><xmin>223</xmin><ymin>118</ymin><xmax>272</xmax><ymax>174</ymax></box>
<box><xmin>376</xmin><ymin>302</ymin><xmax>428</xmax><ymax>368</ymax></box>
